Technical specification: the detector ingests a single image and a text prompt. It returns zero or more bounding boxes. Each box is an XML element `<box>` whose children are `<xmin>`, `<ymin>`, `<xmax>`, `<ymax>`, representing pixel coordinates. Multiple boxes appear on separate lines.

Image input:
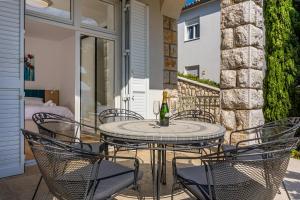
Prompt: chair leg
<box><xmin>171</xmin><ymin>182</ymin><xmax>179</xmax><ymax>200</ymax></box>
<box><xmin>134</xmin><ymin>184</ymin><xmax>144</xmax><ymax>200</ymax></box>
<box><xmin>282</xmin><ymin>181</ymin><xmax>291</xmax><ymax>200</ymax></box>
<box><xmin>113</xmin><ymin>146</ymin><xmax>118</xmax><ymax>162</ymax></box>
<box><xmin>32</xmin><ymin>176</ymin><xmax>42</xmax><ymax>200</ymax></box>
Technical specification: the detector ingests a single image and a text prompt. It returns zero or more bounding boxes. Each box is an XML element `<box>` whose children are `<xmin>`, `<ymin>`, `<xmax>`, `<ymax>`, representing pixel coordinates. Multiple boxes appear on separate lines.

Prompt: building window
<box><xmin>185</xmin><ymin>18</ymin><xmax>200</xmax><ymax>41</ymax></box>
<box><xmin>81</xmin><ymin>0</ymin><xmax>115</xmax><ymax>31</ymax></box>
<box><xmin>26</xmin><ymin>0</ymin><xmax>72</xmax><ymax>23</ymax></box>
<box><xmin>185</xmin><ymin>65</ymin><xmax>200</xmax><ymax>77</ymax></box>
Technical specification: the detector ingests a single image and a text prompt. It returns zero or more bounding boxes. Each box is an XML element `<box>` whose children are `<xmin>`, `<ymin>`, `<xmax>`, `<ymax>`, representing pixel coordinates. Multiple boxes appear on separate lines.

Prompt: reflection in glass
<box><xmin>80</xmin><ymin>35</ymin><xmax>115</xmax><ymax>132</ymax></box>
<box><xmin>26</xmin><ymin>0</ymin><xmax>71</xmax><ymax>20</ymax></box>
<box><xmin>81</xmin><ymin>0</ymin><xmax>115</xmax><ymax>31</ymax></box>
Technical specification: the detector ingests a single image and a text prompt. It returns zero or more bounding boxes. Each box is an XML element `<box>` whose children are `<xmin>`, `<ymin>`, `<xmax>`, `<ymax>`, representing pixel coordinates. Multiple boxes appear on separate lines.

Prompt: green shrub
<box><xmin>263</xmin><ymin>0</ymin><xmax>300</xmax><ymax>122</ymax></box>
<box><xmin>177</xmin><ymin>72</ymin><xmax>220</xmax><ymax>88</ymax></box>
<box><xmin>291</xmin><ymin>149</ymin><xmax>300</xmax><ymax>159</ymax></box>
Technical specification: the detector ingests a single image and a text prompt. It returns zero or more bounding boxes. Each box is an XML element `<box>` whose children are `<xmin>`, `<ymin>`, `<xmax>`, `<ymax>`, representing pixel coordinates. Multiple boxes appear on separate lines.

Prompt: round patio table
<box><xmin>99</xmin><ymin>119</ymin><xmax>226</xmax><ymax>200</ymax></box>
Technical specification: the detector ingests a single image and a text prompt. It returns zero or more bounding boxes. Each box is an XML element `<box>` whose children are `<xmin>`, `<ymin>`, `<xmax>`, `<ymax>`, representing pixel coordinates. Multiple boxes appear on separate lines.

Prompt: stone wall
<box><xmin>178</xmin><ymin>76</ymin><xmax>220</xmax><ymax>97</ymax></box>
<box><xmin>220</xmin><ymin>0</ymin><xmax>265</xmax><ymax>142</ymax></box>
<box><xmin>163</xmin><ymin>16</ymin><xmax>178</xmax><ymax>91</ymax></box>
<box><xmin>177</xmin><ymin>76</ymin><xmax>221</xmax><ymax>121</ymax></box>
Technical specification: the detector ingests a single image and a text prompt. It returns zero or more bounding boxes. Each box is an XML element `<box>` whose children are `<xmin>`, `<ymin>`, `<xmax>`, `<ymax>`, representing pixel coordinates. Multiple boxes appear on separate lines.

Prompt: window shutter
<box><xmin>0</xmin><ymin>0</ymin><xmax>24</xmax><ymax>178</ymax></box>
<box><xmin>129</xmin><ymin>0</ymin><xmax>149</xmax><ymax>118</ymax></box>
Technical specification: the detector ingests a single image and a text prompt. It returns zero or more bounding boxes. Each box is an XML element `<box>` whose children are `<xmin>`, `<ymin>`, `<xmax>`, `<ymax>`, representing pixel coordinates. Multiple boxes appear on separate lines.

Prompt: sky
<box><xmin>185</xmin><ymin>0</ymin><xmax>196</xmax><ymax>5</ymax></box>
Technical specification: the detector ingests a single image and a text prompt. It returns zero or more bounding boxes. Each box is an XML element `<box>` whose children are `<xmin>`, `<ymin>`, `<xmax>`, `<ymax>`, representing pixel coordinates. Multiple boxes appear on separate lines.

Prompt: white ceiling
<box><xmin>25</xmin><ymin>19</ymin><xmax>74</xmax><ymax>41</ymax></box>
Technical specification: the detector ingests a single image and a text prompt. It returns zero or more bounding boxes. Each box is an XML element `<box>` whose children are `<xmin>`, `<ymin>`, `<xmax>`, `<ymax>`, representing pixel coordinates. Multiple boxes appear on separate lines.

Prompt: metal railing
<box><xmin>177</xmin><ymin>95</ymin><xmax>221</xmax><ymax>122</ymax></box>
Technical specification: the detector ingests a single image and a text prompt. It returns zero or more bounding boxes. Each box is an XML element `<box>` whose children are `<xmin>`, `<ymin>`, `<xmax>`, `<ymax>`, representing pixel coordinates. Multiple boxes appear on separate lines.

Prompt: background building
<box><xmin>178</xmin><ymin>0</ymin><xmax>221</xmax><ymax>83</ymax></box>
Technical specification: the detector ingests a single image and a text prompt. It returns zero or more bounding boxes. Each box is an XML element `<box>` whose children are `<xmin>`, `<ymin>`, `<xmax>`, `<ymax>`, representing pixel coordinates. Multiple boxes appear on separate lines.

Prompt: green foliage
<box><xmin>291</xmin><ymin>149</ymin><xmax>300</xmax><ymax>159</ymax></box>
<box><xmin>177</xmin><ymin>72</ymin><xmax>220</xmax><ymax>88</ymax></box>
<box><xmin>263</xmin><ymin>0</ymin><xmax>300</xmax><ymax>122</ymax></box>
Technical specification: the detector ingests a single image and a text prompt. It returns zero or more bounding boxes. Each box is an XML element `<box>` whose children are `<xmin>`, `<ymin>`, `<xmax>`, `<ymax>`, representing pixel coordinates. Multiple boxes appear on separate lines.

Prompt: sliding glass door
<box><xmin>80</xmin><ymin>35</ymin><xmax>115</xmax><ymax>132</ymax></box>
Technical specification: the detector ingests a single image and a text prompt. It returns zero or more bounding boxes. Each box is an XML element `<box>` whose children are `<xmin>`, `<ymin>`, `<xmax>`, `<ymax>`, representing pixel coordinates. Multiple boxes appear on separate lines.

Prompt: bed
<box><xmin>24</xmin><ymin>89</ymin><xmax>74</xmax><ymax>131</ymax></box>
<box><xmin>24</xmin><ymin>89</ymin><xmax>74</xmax><ymax>161</ymax></box>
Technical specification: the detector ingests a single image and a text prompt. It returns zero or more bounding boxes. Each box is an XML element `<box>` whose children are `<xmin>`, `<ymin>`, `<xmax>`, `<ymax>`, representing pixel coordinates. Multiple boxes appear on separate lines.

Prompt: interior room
<box><xmin>24</xmin><ymin>19</ymin><xmax>76</xmax><ymax>161</ymax></box>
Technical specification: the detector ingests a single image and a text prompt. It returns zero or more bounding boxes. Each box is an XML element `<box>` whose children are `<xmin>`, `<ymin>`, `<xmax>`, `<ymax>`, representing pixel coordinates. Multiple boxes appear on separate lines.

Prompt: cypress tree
<box><xmin>263</xmin><ymin>0</ymin><xmax>300</xmax><ymax>121</ymax></box>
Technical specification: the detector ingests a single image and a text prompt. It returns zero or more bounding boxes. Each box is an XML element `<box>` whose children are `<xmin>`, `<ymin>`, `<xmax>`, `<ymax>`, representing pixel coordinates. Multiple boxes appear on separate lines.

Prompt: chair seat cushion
<box><xmin>73</xmin><ymin>142</ymin><xmax>105</xmax><ymax>154</ymax></box>
<box><xmin>176</xmin><ymin>163</ymin><xmax>257</xmax><ymax>200</ymax></box>
<box><xmin>56</xmin><ymin>160</ymin><xmax>142</xmax><ymax>200</ymax></box>
<box><xmin>93</xmin><ymin>160</ymin><xmax>143</xmax><ymax>200</ymax></box>
<box><xmin>177</xmin><ymin>165</ymin><xmax>212</xmax><ymax>200</ymax></box>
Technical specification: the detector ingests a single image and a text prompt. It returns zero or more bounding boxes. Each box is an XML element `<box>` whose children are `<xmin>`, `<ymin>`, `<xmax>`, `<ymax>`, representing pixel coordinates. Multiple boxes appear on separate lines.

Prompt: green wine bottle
<box><xmin>160</xmin><ymin>91</ymin><xmax>170</xmax><ymax>126</ymax></box>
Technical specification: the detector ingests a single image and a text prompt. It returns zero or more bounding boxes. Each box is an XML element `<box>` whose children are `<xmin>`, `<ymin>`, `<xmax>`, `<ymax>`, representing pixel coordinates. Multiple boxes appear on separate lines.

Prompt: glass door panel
<box><xmin>80</xmin><ymin>35</ymin><xmax>114</xmax><ymax>133</ymax></box>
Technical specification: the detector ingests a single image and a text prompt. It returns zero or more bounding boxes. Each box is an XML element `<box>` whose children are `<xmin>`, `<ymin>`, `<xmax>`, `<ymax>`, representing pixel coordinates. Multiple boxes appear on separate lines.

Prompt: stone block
<box><xmin>220</xmin><ymin>70</ymin><xmax>236</xmax><ymax>88</ymax></box>
<box><xmin>250</xmin><ymin>47</ymin><xmax>264</xmax><ymax>70</ymax></box>
<box><xmin>164</xmin><ymin>43</ymin><xmax>170</xmax><ymax>56</ymax></box>
<box><xmin>221</xmin><ymin>1</ymin><xmax>256</xmax><ymax>29</ymax></box>
<box><xmin>221</xmin><ymin>89</ymin><xmax>263</xmax><ymax>109</ymax></box>
<box><xmin>249</xmin><ymin>89</ymin><xmax>264</xmax><ymax>109</ymax></box>
<box><xmin>237</xmin><ymin>69</ymin><xmax>263</xmax><ymax>88</ymax></box>
<box><xmin>221</xmin><ymin>0</ymin><xmax>234</xmax><ymax>8</ymax></box>
<box><xmin>170</xmin><ymin>44</ymin><xmax>177</xmax><ymax>58</ymax></box>
<box><xmin>256</xmin><ymin>6</ymin><xmax>263</xmax><ymax>29</ymax></box>
<box><xmin>164</xmin><ymin>57</ymin><xmax>177</xmax><ymax>71</ymax></box>
<box><xmin>234</xmin><ymin>0</ymin><xmax>263</xmax><ymax>7</ymax></box>
<box><xmin>221</xmin><ymin>47</ymin><xmax>264</xmax><ymax>69</ymax></box>
<box><xmin>170</xmin><ymin>71</ymin><xmax>178</xmax><ymax>85</ymax></box>
<box><xmin>221</xmin><ymin>28</ymin><xmax>234</xmax><ymax>49</ymax></box>
<box><xmin>171</xmin><ymin>31</ymin><xmax>177</xmax><ymax>44</ymax></box>
<box><xmin>164</xmin><ymin>71</ymin><xmax>170</xmax><ymax>84</ymax></box>
<box><xmin>163</xmin><ymin>16</ymin><xmax>170</xmax><ymax>29</ymax></box>
<box><xmin>170</xmin><ymin>18</ymin><xmax>177</xmax><ymax>31</ymax></box>
<box><xmin>236</xmin><ymin>109</ymin><xmax>264</xmax><ymax>130</ymax></box>
<box><xmin>221</xmin><ymin>110</ymin><xmax>236</xmax><ymax>130</ymax></box>
<box><xmin>164</xmin><ymin>30</ymin><xmax>173</xmax><ymax>44</ymax></box>
<box><xmin>234</xmin><ymin>24</ymin><xmax>263</xmax><ymax>48</ymax></box>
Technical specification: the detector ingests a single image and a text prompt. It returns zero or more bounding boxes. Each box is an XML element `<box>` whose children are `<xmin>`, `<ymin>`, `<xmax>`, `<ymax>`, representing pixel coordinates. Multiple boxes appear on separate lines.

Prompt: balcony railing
<box><xmin>177</xmin><ymin>95</ymin><xmax>220</xmax><ymax>122</ymax></box>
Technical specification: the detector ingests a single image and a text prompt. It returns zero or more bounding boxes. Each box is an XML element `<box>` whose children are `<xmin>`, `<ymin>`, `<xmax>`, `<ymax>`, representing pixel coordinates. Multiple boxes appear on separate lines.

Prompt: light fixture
<box><xmin>26</xmin><ymin>0</ymin><xmax>52</xmax><ymax>8</ymax></box>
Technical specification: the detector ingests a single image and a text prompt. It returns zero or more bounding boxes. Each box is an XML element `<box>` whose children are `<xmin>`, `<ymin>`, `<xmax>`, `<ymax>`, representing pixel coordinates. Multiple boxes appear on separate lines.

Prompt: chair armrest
<box><xmin>229</xmin><ymin>125</ymin><xmax>263</xmax><ymax>145</ymax></box>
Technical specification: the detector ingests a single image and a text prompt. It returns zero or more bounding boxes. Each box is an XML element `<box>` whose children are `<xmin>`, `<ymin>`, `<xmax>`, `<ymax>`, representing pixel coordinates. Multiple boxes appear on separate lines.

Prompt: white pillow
<box><xmin>25</xmin><ymin>97</ymin><xmax>44</xmax><ymax>105</ymax></box>
<box><xmin>44</xmin><ymin>100</ymin><xmax>56</xmax><ymax>107</ymax></box>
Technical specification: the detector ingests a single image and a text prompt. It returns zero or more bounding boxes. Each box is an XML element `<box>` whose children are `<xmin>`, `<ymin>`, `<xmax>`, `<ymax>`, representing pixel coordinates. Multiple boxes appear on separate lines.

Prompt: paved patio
<box><xmin>0</xmin><ymin>150</ymin><xmax>299</xmax><ymax>200</ymax></box>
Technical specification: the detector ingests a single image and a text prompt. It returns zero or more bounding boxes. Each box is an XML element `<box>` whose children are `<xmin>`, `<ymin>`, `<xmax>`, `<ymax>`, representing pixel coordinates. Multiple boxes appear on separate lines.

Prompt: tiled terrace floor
<box><xmin>0</xmin><ymin>150</ymin><xmax>299</xmax><ymax>200</ymax></box>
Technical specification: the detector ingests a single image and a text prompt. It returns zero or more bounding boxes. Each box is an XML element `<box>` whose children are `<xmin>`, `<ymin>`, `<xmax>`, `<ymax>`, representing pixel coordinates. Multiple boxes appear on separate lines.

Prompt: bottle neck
<box><xmin>162</xmin><ymin>97</ymin><xmax>167</xmax><ymax>104</ymax></box>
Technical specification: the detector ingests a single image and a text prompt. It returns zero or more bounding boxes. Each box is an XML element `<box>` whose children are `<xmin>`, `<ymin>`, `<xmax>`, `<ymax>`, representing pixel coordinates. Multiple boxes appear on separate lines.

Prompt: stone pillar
<box><xmin>220</xmin><ymin>0</ymin><xmax>265</xmax><ymax>142</ymax></box>
<box><xmin>163</xmin><ymin>16</ymin><xmax>178</xmax><ymax>95</ymax></box>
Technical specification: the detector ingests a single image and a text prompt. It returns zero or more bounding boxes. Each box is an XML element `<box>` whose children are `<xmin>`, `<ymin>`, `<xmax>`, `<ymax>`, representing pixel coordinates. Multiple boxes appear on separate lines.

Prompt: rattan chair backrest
<box><xmin>98</xmin><ymin>109</ymin><xmax>144</xmax><ymax>124</ymax></box>
<box><xmin>22</xmin><ymin>129</ymin><xmax>100</xmax><ymax>200</ymax></box>
<box><xmin>170</xmin><ymin>109</ymin><xmax>215</xmax><ymax>123</ymax></box>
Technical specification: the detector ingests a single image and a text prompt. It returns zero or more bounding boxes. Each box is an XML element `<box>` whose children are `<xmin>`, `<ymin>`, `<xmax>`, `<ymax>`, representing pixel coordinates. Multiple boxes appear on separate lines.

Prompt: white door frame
<box><xmin>127</xmin><ymin>0</ymin><xmax>150</xmax><ymax>118</ymax></box>
<box><xmin>74</xmin><ymin>31</ymin><xmax>121</xmax><ymax>125</ymax></box>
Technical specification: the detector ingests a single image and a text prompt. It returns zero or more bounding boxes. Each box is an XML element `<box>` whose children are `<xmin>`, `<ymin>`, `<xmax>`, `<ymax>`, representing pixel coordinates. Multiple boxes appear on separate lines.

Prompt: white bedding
<box><xmin>25</xmin><ymin>105</ymin><xmax>74</xmax><ymax>120</ymax></box>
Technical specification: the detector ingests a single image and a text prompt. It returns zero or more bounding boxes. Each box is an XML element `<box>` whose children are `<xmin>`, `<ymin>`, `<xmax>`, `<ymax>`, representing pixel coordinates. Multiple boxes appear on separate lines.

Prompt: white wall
<box><xmin>25</xmin><ymin>34</ymin><xmax>75</xmax><ymax>113</ymax></box>
<box><xmin>59</xmin><ymin>35</ymin><xmax>75</xmax><ymax>112</ymax></box>
<box><xmin>178</xmin><ymin>0</ymin><xmax>221</xmax><ymax>83</ymax></box>
<box><xmin>25</xmin><ymin>37</ymin><xmax>62</xmax><ymax>90</ymax></box>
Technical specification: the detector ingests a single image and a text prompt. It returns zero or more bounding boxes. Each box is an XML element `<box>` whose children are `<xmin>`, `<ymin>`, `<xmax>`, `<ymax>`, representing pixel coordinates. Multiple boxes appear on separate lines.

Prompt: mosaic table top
<box><xmin>99</xmin><ymin>120</ymin><xmax>226</xmax><ymax>144</ymax></box>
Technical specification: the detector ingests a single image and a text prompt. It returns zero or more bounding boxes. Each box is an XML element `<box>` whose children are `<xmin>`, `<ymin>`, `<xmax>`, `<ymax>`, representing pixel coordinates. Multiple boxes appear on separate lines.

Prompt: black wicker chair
<box><xmin>221</xmin><ymin>117</ymin><xmax>300</xmax><ymax>199</ymax></box>
<box><xmin>22</xmin><ymin>129</ymin><xmax>143</xmax><ymax>200</ymax></box>
<box><xmin>172</xmin><ymin>137</ymin><xmax>299</xmax><ymax>200</ymax></box>
<box><xmin>98</xmin><ymin>109</ymin><xmax>146</xmax><ymax>156</ymax></box>
<box><xmin>223</xmin><ymin>117</ymin><xmax>300</xmax><ymax>153</ymax></box>
<box><xmin>169</xmin><ymin>110</ymin><xmax>223</xmax><ymax>155</ymax></box>
<box><xmin>98</xmin><ymin>109</ymin><xmax>144</xmax><ymax>124</ymax></box>
<box><xmin>170</xmin><ymin>109</ymin><xmax>215</xmax><ymax>124</ymax></box>
<box><xmin>32</xmin><ymin>112</ymin><xmax>104</xmax><ymax>154</ymax></box>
